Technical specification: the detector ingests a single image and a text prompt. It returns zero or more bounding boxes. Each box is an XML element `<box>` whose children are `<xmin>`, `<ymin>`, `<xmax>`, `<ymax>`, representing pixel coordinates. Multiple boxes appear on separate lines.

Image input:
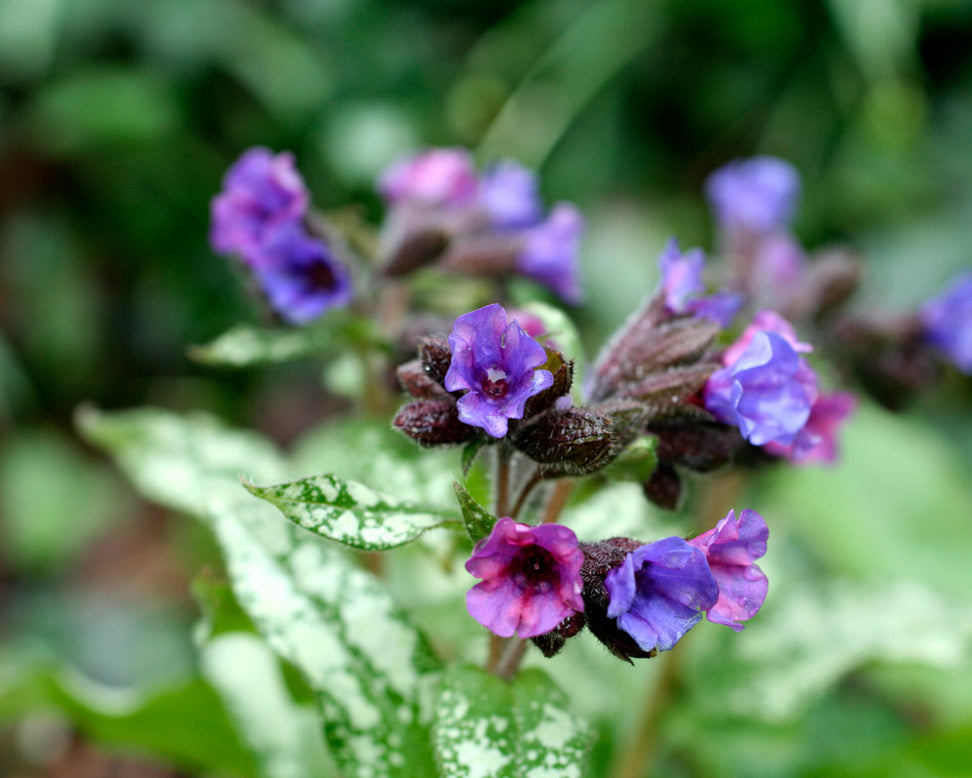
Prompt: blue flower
<box><xmin>209</xmin><ymin>147</ymin><xmax>309</xmax><ymax>267</ymax></box>
<box><xmin>705</xmin><ymin>330</ymin><xmax>818</xmax><ymax>446</ymax></box>
<box><xmin>604</xmin><ymin>536</ymin><xmax>718</xmax><ymax>652</ymax></box>
<box><xmin>920</xmin><ymin>271</ymin><xmax>972</xmax><ymax>373</ymax></box>
<box><xmin>444</xmin><ymin>304</ymin><xmax>554</xmax><ymax>438</ymax></box>
<box><xmin>255</xmin><ymin>222</ymin><xmax>352</xmax><ymax>324</ymax></box>
<box><xmin>705</xmin><ymin>156</ymin><xmax>801</xmax><ymax>235</ymax></box>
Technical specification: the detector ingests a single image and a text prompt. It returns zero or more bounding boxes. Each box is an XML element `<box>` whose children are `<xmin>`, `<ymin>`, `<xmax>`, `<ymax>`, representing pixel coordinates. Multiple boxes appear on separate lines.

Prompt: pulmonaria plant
<box><xmin>190</xmin><ymin>145</ymin><xmax>968</xmax><ymax>773</ymax></box>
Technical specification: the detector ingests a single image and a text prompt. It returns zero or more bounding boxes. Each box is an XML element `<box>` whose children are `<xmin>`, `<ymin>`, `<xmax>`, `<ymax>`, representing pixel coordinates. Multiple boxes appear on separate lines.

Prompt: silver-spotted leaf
<box><xmin>433</xmin><ymin>665</ymin><xmax>592</xmax><ymax>778</ymax></box>
<box><xmin>244</xmin><ymin>473</ymin><xmax>458</xmax><ymax>551</ymax></box>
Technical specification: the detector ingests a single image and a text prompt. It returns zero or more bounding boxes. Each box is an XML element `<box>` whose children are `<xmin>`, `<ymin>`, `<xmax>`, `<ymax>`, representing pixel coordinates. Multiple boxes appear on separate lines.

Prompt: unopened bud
<box><xmin>393</xmin><ymin>400</ymin><xmax>475</xmax><ymax>446</ymax></box>
<box><xmin>514</xmin><ymin>408</ymin><xmax>614</xmax><ymax>475</ymax></box>
<box><xmin>397</xmin><ymin>359</ymin><xmax>448</xmax><ymax>399</ymax></box>
<box><xmin>420</xmin><ymin>337</ymin><xmax>453</xmax><ymax>388</ymax></box>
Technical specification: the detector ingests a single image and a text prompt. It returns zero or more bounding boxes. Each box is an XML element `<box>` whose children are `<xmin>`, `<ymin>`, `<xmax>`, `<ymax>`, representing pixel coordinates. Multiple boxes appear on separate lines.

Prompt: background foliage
<box><xmin>2</xmin><ymin>0</ymin><xmax>972</xmax><ymax>775</ymax></box>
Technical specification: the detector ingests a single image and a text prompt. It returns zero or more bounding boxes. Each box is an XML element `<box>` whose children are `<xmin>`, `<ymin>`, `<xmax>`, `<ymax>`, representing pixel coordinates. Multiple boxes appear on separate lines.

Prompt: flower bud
<box><xmin>382</xmin><ymin>228</ymin><xmax>451</xmax><ymax>276</ymax></box>
<box><xmin>392</xmin><ymin>400</ymin><xmax>475</xmax><ymax>446</ymax></box>
<box><xmin>531</xmin><ymin>611</ymin><xmax>586</xmax><ymax>658</ymax></box>
<box><xmin>514</xmin><ymin>408</ymin><xmax>615</xmax><ymax>475</ymax></box>
<box><xmin>396</xmin><ymin>359</ymin><xmax>448</xmax><ymax>399</ymax></box>
<box><xmin>419</xmin><ymin>337</ymin><xmax>453</xmax><ymax>388</ymax></box>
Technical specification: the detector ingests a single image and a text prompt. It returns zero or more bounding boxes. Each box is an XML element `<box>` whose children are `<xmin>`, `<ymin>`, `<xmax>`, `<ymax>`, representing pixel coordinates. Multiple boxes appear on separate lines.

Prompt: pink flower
<box><xmin>688</xmin><ymin>509</ymin><xmax>768</xmax><ymax>631</ymax></box>
<box><xmin>763</xmin><ymin>391</ymin><xmax>856</xmax><ymax>464</ymax></box>
<box><xmin>465</xmin><ymin>519</ymin><xmax>585</xmax><ymax>638</ymax></box>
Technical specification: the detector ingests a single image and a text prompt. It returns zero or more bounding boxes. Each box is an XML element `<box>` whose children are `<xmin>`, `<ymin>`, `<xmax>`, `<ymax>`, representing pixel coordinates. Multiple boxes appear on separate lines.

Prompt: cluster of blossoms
<box><xmin>378</xmin><ymin>147</ymin><xmax>584</xmax><ymax>302</ymax></box>
<box><xmin>210</xmin><ymin>147</ymin><xmax>352</xmax><ymax>324</ymax></box>
<box><xmin>207</xmin><ymin>144</ymin><xmax>971</xmax><ymax>666</ymax></box>
<box><xmin>466</xmin><ymin>509</ymin><xmax>767</xmax><ymax>659</ymax></box>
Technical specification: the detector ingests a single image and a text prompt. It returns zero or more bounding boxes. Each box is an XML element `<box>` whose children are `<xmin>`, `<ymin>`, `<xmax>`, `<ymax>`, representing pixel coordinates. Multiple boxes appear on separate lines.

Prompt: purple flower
<box><xmin>658</xmin><ymin>238</ymin><xmax>705</xmax><ymax>312</ymax></box>
<box><xmin>656</xmin><ymin>238</ymin><xmax>743</xmax><ymax>326</ymax></box>
<box><xmin>704</xmin><ymin>330</ymin><xmax>818</xmax><ymax>446</ymax></box>
<box><xmin>465</xmin><ymin>518</ymin><xmax>584</xmax><ymax>639</ymax></box>
<box><xmin>378</xmin><ymin>147</ymin><xmax>479</xmax><ymax>208</ymax></box>
<box><xmin>445</xmin><ymin>304</ymin><xmax>554</xmax><ymax>438</ymax></box>
<box><xmin>478</xmin><ymin>160</ymin><xmax>543</xmax><ymax>229</ymax></box>
<box><xmin>210</xmin><ymin>147</ymin><xmax>310</xmax><ymax>267</ymax></box>
<box><xmin>750</xmin><ymin>231</ymin><xmax>807</xmax><ymax>305</ymax></box>
<box><xmin>688</xmin><ymin>509</ymin><xmax>768</xmax><ymax>631</ymax></box>
<box><xmin>763</xmin><ymin>391</ymin><xmax>856</xmax><ymax>464</ymax></box>
<box><xmin>920</xmin><ymin>271</ymin><xmax>972</xmax><ymax>373</ymax></box>
<box><xmin>517</xmin><ymin>203</ymin><xmax>585</xmax><ymax>304</ymax></box>
<box><xmin>705</xmin><ymin>156</ymin><xmax>801</xmax><ymax>235</ymax></box>
<box><xmin>604</xmin><ymin>536</ymin><xmax>719</xmax><ymax>652</ymax></box>
<box><xmin>255</xmin><ymin>222</ymin><xmax>352</xmax><ymax>324</ymax></box>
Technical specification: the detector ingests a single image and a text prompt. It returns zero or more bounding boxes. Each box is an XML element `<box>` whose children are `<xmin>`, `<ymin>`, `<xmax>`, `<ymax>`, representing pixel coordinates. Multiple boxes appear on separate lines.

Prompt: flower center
<box><xmin>482</xmin><ymin>366</ymin><xmax>509</xmax><ymax>398</ymax></box>
<box><xmin>307</xmin><ymin>258</ymin><xmax>338</xmax><ymax>292</ymax></box>
<box><xmin>511</xmin><ymin>546</ymin><xmax>555</xmax><ymax>593</ymax></box>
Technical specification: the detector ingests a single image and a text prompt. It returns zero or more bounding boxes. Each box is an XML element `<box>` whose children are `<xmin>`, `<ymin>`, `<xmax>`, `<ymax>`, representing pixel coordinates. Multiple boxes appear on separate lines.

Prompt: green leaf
<box><xmin>189</xmin><ymin>317</ymin><xmax>347</xmax><ymax>368</ymax></box>
<box><xmin>200</xmin><ymin>633</ymin><xmax>335</xmax><ymax>778</ymax></box>
<box><xmin>461</xmin><ymin>438</ymin><xmax>486</xmax><ymax>476</ymax></box>
<box><xmin>433</xmin><ymin>665</ymin><xmax>593</xmax><ymax>778</ymax></box>
<box><xmin>208</xmin><ymin>498</ymin><xmax>441</xmax><ymax>778</ymax></box>
<box><xmin>243</xmin><ymin>473</ymin><xmax>459</xmax><ymax>551</ymax></box>
<box><xmin>453</xmin><ymin>480</ymin><xmax>495</xmax><ymax>543</ymax></box>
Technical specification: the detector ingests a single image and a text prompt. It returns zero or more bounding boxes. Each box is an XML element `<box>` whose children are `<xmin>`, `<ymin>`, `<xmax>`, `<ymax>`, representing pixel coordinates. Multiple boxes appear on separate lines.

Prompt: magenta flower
<box><xmin>688</xmin><ymin>509</ymin><xmax>768</xmax><ymax>631</ymax></box>
<box><xmin>704</xmin><ymin>330</ymin><xmax>818</xmax><ymax>446</ymax></box>
<box><xmin>254</xmin><ymin>222</ymin><xmax>352</xmax><ymax>324</ymax></box>
<box><xmin>705</xmin><ymin>156</ymin><xmax>801</xmax><ymax>234</ymax></box>
<box><xmin>445</xmin><ymin>304</ymin><xmax>554</xmax><ymax>438</ymax></box>
<box><xmin>763</xmin><ymin>391</ymin><xmax>857</xmax><ymax>464</ymax></box>
<box><xmin>210</xmin><ymin>147</ymin><xmax>309</xmax><ymax>267</ymax></box>
<box><xmin>378</xmin><ymin>147</ymin><xmax>479</xmax><ymax>208</ymax></box>
<box><xmin>604</xmin><ymin>536</ymin><xmax>719</xmax><ymax>652</ymax></box>
<box><xmin>478</xmin><ymin>159</ymin><xmax>543</xmax><ymax>229</ymax></box>
<box><xmin>920</xmin><ymin>271</ymin><xmax>972</xmax><ymax>373</ymax></box>
<box><xmin>465</xmin><ymin>518</ymin><xmax>585</xmax><ymax>639</ymax></box>
<box><xmin>517</xmin><ymin>203</ymin><xmax>585</xmax><ymax>304</ymax></box>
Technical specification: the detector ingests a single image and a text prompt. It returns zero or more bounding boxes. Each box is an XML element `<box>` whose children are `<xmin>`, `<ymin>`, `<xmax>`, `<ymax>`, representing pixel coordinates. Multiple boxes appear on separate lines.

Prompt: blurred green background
<box><xmin>2</xmin><ymin>0</ymin><xmax>972</xmax><ymax>775</ymax></box>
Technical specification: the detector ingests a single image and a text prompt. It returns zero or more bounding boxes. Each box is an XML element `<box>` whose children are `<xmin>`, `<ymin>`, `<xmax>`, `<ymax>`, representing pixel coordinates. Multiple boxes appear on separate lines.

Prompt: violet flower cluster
<box><xmin>378</xmin><ymin>147</ymin><xmax>584</xmax><ymax>303</ymax></box>
<box><xmin>210</xmin><ymin>147</ymin><xmax>352</xmax><ymax>324</ymax></box>
<box><xmin>463</xmin><ymin>508</ymin><xmax>768</xmax><ymax>659</ymax></box>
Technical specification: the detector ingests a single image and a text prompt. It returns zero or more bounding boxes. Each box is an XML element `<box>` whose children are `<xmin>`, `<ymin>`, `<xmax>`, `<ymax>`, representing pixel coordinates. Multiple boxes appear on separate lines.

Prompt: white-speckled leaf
<box><xmin>79</xmin><ymin>407</ymin><xmax>441</xmax><ymax>777</ymax></box>
<box><xmin>208</xmin><ymin>497</ymin><xmax>441</xmax><ymax>778</ymax></box>
<box><xmin>200</xmin><ymin>633</ymin><xmax>335</xmax><ymax>778</ymax></box>
<box><xmin>244</xmin><ymin>474</ymin><xmax>459</xmax><ymax>551</ymax></box>
<box><xmin>433</xmin><ymin>665</ymin><xmax>592</xmax><ymax>778</ymax></box>
<box><xmin>76</xmin><ymin>405</ymin><xmax>288</xmax><ymax>516</ymax></box>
